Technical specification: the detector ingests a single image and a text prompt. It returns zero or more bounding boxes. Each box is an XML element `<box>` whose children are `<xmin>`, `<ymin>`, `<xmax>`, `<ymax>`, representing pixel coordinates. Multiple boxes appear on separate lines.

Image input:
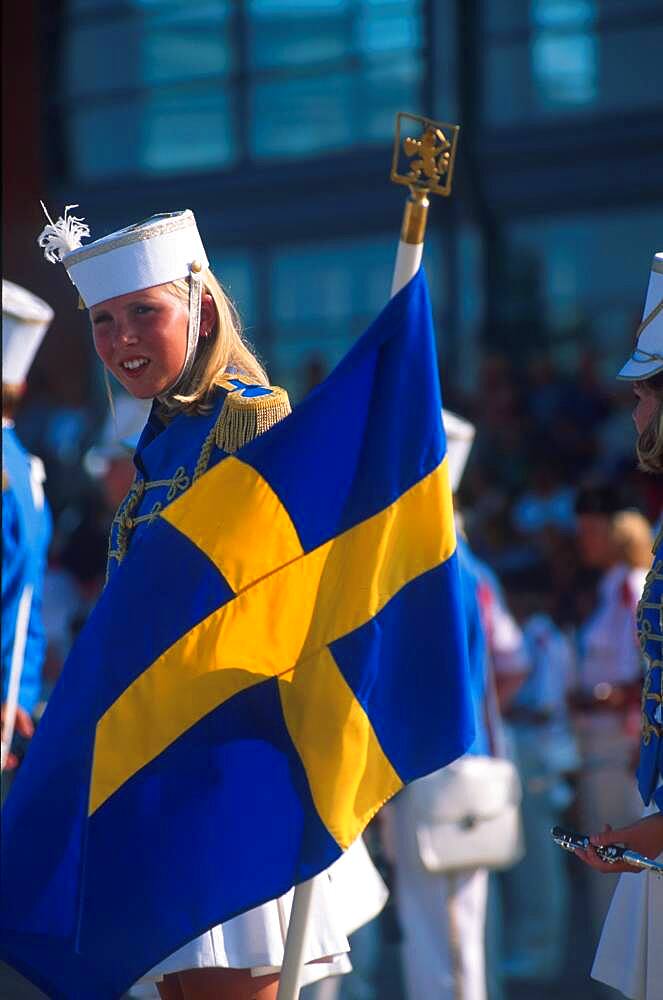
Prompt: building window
<box><xmin>482</xmin><ymin>0</ymin><xmax>663</xmax><ymax>126</ymax></box>
<box><xmin>268</xmin><ymin>232</ymin><xmax>442</xmax><ymax>396</ymax></box>
<box><xmin>530</xmin><ymin>0</ymin><xmax>598</xmax><ymax>109</ymax></box>
<box><xmin>57</xmin><ymin>0</ymin><xmax>424</xmax><ymax>181</ymax></box>
<box><xmin>504</xmin><ymin>208</ymin><xmax>663</xmax><ymax>374</ymax></box>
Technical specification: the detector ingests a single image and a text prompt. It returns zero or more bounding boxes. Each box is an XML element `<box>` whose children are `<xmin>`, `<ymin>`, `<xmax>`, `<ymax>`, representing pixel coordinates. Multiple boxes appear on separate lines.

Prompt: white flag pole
<box><xmin>390</xmin><ymin>195</ymin><xmax>428</xmax><ymax>298</ymax></box>
<box><xmin>276</xmin><ymin>113</ymin><xmax>459</xmax><ymax>1000</ymax></box>
<box><xmin>275</xmin><ymin>879</ymin><xmax>315</xmax><ymax>1000</ymax></box>
<box><xmin>1</xmin><ymin>584</ymin><xmax>34</xmax><ymax>770</ymax></box>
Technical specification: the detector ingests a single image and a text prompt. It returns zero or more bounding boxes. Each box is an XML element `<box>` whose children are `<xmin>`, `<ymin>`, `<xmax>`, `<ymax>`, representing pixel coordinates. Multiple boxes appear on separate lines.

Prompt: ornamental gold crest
<box><xmin>390</xmin><ymin>112</ymin><xmax>460</xmax><ymax>197</ymax></box>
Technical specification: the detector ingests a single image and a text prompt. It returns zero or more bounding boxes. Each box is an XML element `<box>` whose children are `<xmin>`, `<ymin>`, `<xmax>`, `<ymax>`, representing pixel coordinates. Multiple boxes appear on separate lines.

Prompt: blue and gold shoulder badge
<box><xmin>215</xmin><ymin>374</ymin><xmax>291</xmax><ymax>454</ymax></box>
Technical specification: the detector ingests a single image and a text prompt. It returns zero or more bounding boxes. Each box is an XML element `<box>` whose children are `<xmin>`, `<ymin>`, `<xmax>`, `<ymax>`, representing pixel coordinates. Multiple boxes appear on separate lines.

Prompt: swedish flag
<box><xmin>0</xmin><ymin>269</ymin><xmax>474</xmax><ymax>999</ymax></box>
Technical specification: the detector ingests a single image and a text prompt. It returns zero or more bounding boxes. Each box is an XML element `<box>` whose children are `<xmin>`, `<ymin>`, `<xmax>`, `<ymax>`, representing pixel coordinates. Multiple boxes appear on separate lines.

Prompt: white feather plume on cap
<box><xmin>37</xmin><ymin>203</ymin><xmax>90</xmax><ymax>264</ymax></box>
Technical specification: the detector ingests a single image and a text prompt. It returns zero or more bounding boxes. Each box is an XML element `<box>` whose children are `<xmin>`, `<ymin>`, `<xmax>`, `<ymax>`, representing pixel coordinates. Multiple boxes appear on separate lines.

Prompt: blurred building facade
<box><xmin>3</xmin><ymin>0</ymin><xmax>663</xmax><ymax>411</ymax></box>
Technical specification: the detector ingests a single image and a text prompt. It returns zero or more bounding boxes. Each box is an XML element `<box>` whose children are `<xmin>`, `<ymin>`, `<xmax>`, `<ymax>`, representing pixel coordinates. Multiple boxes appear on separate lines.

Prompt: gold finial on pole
<box><xmin>389</xmin><ymin>113</ymin><xmax>460</xmax><ymax>296</ymax></box>
<box><xmin>391</xmin><ymin>112</ymin><xmax>460</xmax><ymax>242</ymax></box>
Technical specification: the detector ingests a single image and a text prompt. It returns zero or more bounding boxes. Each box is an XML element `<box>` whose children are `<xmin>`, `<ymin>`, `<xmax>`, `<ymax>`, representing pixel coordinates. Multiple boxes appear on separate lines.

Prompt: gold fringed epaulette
<box><xmin>215</xmin><ymin>383</ymin><xmax>291</xmax><ymax>454</ymax></box>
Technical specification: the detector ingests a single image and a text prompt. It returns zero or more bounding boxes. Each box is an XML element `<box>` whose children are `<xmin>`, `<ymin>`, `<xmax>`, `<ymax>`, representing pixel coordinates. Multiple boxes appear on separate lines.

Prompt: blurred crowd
<box><xmin>6</xmin><ymin>344</ymin><xmax>661</xmax><ymax>1000</ymax></box>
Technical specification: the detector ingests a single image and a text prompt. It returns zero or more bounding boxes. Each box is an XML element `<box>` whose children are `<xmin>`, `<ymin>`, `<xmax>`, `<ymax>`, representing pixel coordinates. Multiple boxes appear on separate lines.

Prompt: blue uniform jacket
<box><xmin>456</xmin><ymin>537</ymin><xmax>490</xmax><ymax>757</ymax></box>
<box><xmin>636</xmin><ymin>530</ymin><xmax>663</xmax><ymax>811</ymax></box>
<box><xmin>107</xmin><ymin>378</ymin><xmax>288</xmax><ymax>584</ymax></box>
<box><xmin>2</xmin><ymin>426</ymin><xmax>52</xmax><ymax>715</ymax></box>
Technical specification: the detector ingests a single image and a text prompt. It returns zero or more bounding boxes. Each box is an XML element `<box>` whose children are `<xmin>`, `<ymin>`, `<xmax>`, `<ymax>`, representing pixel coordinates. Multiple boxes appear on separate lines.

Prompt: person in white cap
<box><xmin>571</xmin><ymin>252</ymin><xmax>663</xmax><ymax>1000</ymax></box>
<box><xmin>37</xmin><ymin>205</ymin><xmax>387</xmax><ymax>1000</ymax></box>
<box><xmin>2</xmin><ymin>280</ymin><xmax>54</xmax><ymax>781</ymax></box>
<box><xmin>382</xmin><ymin>409</ymin><xmax>526</xmax><ymax>1000</ymax></box>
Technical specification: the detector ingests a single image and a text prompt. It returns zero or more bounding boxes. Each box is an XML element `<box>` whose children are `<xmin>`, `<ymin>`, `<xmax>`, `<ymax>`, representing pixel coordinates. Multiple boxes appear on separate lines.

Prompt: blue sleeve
<box><xmin>2</xmin><ymin>489</ymin><xmax>27</xmax><ymax>699</ymax></box>
<box><xmin>459</xmin><ymin>562</ymin><xmax>490</xmax><ymax>756</ymax></box>
<box><xmin>655</xmin><ymin>740</ymin><xmax>663</xmax><ymax>812</ymax></box>
<box><xmin>21</xmin><ymin>503</ymin><xmax>53</xmax><ymax>700</ymax></box>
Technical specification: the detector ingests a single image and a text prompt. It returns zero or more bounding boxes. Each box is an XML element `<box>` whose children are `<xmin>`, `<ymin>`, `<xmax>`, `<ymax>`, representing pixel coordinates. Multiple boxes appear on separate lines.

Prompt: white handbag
<box><xmin>406</xmin><ymin>754</ymin><xmax>525</xmax><ymax>873</ymax></box>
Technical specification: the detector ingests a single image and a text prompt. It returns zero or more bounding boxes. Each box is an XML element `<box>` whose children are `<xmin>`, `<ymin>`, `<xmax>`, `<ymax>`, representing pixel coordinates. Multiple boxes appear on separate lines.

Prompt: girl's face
<box><xmin>90</xmin><ymin>284</ymin><xmax>190</xmax><ymax>399</ymax></box>
<box><xmin>633</xmin><ymin>381</ymin><xmax>659</xmax><ymax>435</ymax></box>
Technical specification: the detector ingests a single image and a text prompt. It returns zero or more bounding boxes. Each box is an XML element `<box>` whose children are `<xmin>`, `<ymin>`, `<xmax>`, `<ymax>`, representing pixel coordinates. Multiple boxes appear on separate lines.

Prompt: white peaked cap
<box><xmin>2</xmin><ymin>279</ymin><xmax>54</xmax><ymax>384</ymax></box>
<box><xmin>618</xmin><ymin>252</ymin><xmax>663</xmax><ymax>380</ymax></box>
<box><xmin>40</xmin><ymin>209</ymin><xmax>208</xmax><ymax>308</ymax></box>
<box><xmin>84</xmin><ymin>395</ymin><xmax>152</xmax><ymax>479</ymax></box>
<box><xmin>442</xmin><ymin>408</ymin><xmax>476</xmax><ymax>493</ymax></box>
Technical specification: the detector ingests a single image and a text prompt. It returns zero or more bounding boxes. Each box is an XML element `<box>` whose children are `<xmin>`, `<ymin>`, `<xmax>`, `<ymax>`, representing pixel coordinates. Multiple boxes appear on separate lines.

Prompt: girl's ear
<box><xmin>199</xmin><ymin>291</ymin><xmax>215</xmax><ymax>337</ymax></box>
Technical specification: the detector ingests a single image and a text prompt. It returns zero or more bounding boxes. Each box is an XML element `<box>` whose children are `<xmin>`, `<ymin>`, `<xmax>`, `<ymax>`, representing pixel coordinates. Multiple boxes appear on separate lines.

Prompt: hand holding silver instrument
<box><xmin>551</xmin><ymin>825</ymin><xmax>663</xmax><ymax>876</ymax></box>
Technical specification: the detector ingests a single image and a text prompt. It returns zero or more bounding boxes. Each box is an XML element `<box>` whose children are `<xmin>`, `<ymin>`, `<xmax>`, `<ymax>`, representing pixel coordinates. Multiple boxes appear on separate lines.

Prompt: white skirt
<box><xmin>591</xmin><ymin>801</ymin><xmax>663</xmax><ymax>1000</ymax></box>
<box><xmin>140</xmin><ymin>837</ymin><xmax>387</xmax><ymax>986</ymax></box>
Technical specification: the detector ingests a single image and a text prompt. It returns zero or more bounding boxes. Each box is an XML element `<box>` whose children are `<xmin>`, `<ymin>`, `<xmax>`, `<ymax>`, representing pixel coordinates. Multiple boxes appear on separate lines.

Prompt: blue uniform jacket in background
<box><xmin>636</xmin><ymin>530</ymin><xmax>663</xmax><ymax>811</ymax></box>
<box><xmin>0</xmin><ymin>270</ymin><xmax>475</xmax><ymax>1000</ymax></box>
<box><xmin>2</xmin><ymin>424</ymin><xmax>52</xmax><ymax>715</ymax></box>
<box><xmin>456</xmin><ymin>536</ymin><xmax>490</xmax><ymax>757</ymax></box>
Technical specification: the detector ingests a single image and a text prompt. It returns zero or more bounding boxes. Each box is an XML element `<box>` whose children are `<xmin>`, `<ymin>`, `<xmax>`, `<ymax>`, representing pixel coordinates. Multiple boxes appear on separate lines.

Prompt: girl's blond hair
<box><xmin>161</xmin><ymin>269</ymin><xmax>267</xmax><ymax>415</ymax></box>
<box><xmin>635</xmin><ymin>373</ymin><xmax>663</xmax><ymax>474</ymax></box>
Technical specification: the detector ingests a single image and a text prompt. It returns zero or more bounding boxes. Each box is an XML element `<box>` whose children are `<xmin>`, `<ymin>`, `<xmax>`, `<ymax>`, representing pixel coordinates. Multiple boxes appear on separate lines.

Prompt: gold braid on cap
<box><xmin>634</xmin><ymin>298</ymin><xmax>663</xmax><ymax>344</ymax></box>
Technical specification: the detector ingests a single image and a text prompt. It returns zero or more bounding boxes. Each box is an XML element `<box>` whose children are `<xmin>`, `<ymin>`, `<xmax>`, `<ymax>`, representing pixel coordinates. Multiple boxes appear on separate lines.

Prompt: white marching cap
<box><xmin>442</xmin><ymin>408</ymin><xmax>476</xmax><ymax>494</ymax></box>
<box><xmin>37</xmin><ymin>207</ymin><xmax>209</xmax><ymax>308</ymax></box>
<box><xmin>83</xmin><ymin>395</ymin><xmax>152</xmax><ymax>479</ymax></box>
<box><xmin>2</xmin><ymin>279</ymin><xmax>54</xmax><ymax>385</ymax></box>
<box><xmin>618</xmin><ymin>252</ymin><xmax>663</xmax><ymax>380</ymax></box>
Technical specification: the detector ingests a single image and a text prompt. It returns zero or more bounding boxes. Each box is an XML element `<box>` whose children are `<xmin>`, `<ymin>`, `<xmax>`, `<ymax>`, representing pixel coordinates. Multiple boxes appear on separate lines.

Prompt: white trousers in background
<box><xmin>383</xmin><ymin>793</ymin><xmax>488</xmax><ymax>1000</ymax></box>
<box><xmin>397</xmin><ymin>865</ymin><xmax>488</xmax><ymax>1000</ymax></box>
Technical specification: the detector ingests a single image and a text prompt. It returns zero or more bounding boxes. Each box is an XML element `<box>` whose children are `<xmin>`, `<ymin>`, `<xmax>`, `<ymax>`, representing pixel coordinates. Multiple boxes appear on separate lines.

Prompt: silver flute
<box><xmin>551</xmin><ymin>826</ymin><xmax>663</xmax><ymax>876</ymax></box>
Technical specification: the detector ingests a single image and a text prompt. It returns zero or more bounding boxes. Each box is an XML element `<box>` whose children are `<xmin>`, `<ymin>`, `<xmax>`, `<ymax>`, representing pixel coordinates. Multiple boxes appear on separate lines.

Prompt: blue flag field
<box><xmin>0</xmin><ymin>269</ymin><xmax>474</xmax><ymax>998</ymax></box>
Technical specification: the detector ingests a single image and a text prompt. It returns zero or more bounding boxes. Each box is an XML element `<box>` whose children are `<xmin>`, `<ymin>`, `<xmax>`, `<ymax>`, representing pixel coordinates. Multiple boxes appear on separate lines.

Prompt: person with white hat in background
<box><xmin>571</xmin><ymin>252</ymin><xmax>663</xmax><ymax>1000</ymax></box>
<box><xmin>36</xmin><ymin>204</ymin><xmax>388</xmax><ymax>1000</ymax></box>
<box><xmin>2</xmin><ymin>280</ymin><xmax>54</xmax><ymax>784</ymax></box>
<box><xmin>382</xmin><ymin>409</ymin><xmax>526</xmax><ymax>1000</ymax></box>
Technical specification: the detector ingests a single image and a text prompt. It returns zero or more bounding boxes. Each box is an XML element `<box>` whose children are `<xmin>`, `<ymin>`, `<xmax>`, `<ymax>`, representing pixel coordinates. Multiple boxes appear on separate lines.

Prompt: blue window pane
<box><xmin>65</xmin><ymin>20</ymin><xmax>142</xmax><ymax>98</ymax></box>
<box><xmin>68</xmin><ymin>87</ymin><xmax>236</xmax><ymax>180</ymax></box>
<box><xmin>486</xmin><ymin>19</ymin><xmax>663</xmax><ymax>124</ymax></box>
<box><xmin>248</xmin><ymin>3</ymin><xmax>351</xmax><ymax>70</ymax></box>
<box><xmin>483</xmin><ymin>0</ymin><xmax>531</xmax><ymax>35</ymax></box>
<box><xmin>250</xmin><ymin>73</ymin><xmax>354</xmax><ymax>158</ymax></box>
<box><xmin>144</xmin><ymin>22</ymin><xmax>234</xmax><ymax>85</ymax></box>
<box><xmin>69</xmin><ymin>0</ymin><xmax>118</xmax><ymax>10</ymax></box>
<box><xmin>141</xmin><ymin>88</ymin><xmax>237</xmax><ymax>173</ymax></box>
<box><xmin>65</xmin><ymin>8</ymin><xmax>232</xmax><ymax>98</ymax></box>
<box><xmin>357</xmin><ymin>2</ymin><xmax>423</xmax><ymax>55</ymax></box>
<box><xmin>531</xmin><ymin>0</ymin><xmax>597</xmax><ymax>29</ymax></box>
<box><xmin>64</xmin><ymin>0</ymin><xmax>424</xmax><ymax>173</ymax></box>
<box><xmin>250</xmin><ymin>53</ymin><xmax>421</xmax><ymax>159</ymax></box>
<box><xmin>508</xmin><ymin>209</ymin><xmax>663</xmax><ymax>374</ymax></box>
<box><xmin>484</xmin><ymin>42</ymin><xmax>535</xmax><ymax>124</ymax></box>
<box><xmin>361</xmin><ymin>56</ymin><xmax>422</xmax><ymax>140</ymax></box>
<box><xmin>130</xmin><ymin>0</ymin><xmax>230</xmax><ymax>14</ymax></box>
<box><xmin>532</xmin><ymin>32</ymin><xmax>598</xmax><ymax>106</ymax></box>
<box><xmin>269</xmin><ymin>234</ymin><xmax>442</xmax><ymax>394</ymax></box>
<box><xmin>249</xmin><ymin>0</ymin><xmax>351</xmax><ymax>13</ymax></box>
<box><xmin>596</xmin><ymin>25</ymin><xmax>663</xmax><ymax>113</ymax></box>
<box><xmin>68</xmin><ymin>102</ymin><xmax>143</xmax><ymax>179</ymax></box>
<box><xmin>207</xmin><ymin>250</ymin><xmax>258</xmax><ymax>337</ymax></box>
